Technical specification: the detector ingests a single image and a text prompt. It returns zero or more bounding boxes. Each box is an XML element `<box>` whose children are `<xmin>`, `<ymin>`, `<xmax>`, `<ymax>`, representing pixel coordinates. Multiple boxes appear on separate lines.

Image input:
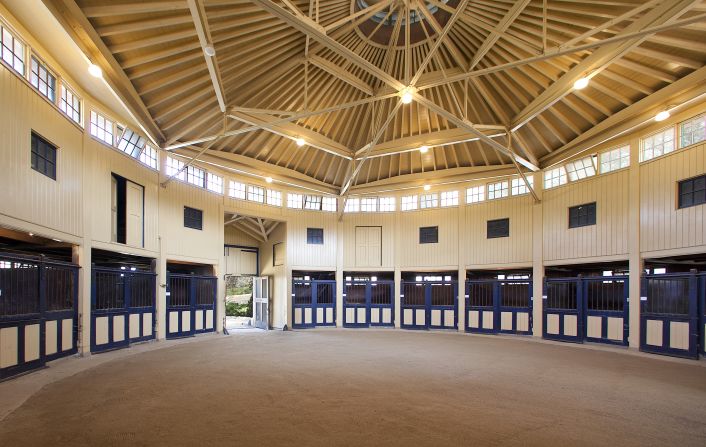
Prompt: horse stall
<box><xmin>342</xmin><ymin>272</ymin><xmax>394</xmax><ymax>328</ymax></box>
<box><xmin>166</xmin><ymin>262</ymin><xmax>217</xmax><ymax>338</ymax></box>
<box><xmin>465</xmin><ymin>270</ymin><xmax>532</xmax><ymax>335</ymax></box>
<box><xmin>292</xmin><ymin>271</ymin><xmax>336</xmax><ymax>328</ymax></box>
<box><xmin>0</xmin><ymin>234</ymin><xmax>78</xmax><ymax>380</ymax></box>
<box><xmin>400</xmin><ymin>272</ymin><xmax>457</xmax><ymax>330</ymax></box>
<box><xmin>640</xmin><ymin>255</ymin><xmax>706</xmax><ymax>359</ymax></box>
<box><xmin>90</xmin><ymin>250</ymin><xmax>156</xmax><ymax>353</ymax></box>
<box><xmin>543</xmin><ymin>263</ymin><xmax>629</xmax><ymax>346</ymax></box>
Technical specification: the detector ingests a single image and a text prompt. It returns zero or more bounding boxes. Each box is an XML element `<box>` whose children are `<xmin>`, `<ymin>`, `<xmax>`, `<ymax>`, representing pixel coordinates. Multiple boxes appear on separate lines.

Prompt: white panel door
<box><xmin>253</xmin><ymin>276</ymin><xmax>270</xmax><ymax>330</ymax></box>
<box><xmin>125</xmin><ymin>181</ymin><xmax>144</xmax><ymax>247</ymax></box>
<box><xmin>355</xmin><ymin>226</ymin><xmax>368</xmax><ymax>266</ymax></box>
<box><xmin>367</xmin><ymin>226</ymin><xmax>382</xmax><ymax>266</ymax></box>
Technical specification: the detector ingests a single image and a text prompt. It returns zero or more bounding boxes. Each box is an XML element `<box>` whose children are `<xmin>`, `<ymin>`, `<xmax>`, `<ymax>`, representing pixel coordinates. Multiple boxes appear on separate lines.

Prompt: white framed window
<box><xmin>361</xmin><ymin>197</ymin><xmax>377</xmax><ymax>212</ymax></box>
<box><xmin>247</xmin><ymin>185</ymin><xmax>265</xmax><ymax>203</ymax></box>
<box><xmin>344</xmin><ymin>198</ymin><xmax>360</xmax><ymax>213</ymax></box>
<box><xmin>322</xmin><ymin>197</ymin><xmax>337</xmax><ymax>212</ymax></box>
<box><xmin>679</xmin><ymin>115</ymin><xmax>706</xmax><ymax>149</ymax></box>
<box><xmin>600</xmin><ymin>145</ymin><xmax>630</xmax><ymax>174</ymax></box>
<box><xmin>186</xmin><ymin>165</ymin><xmax>205</xmax><ymax>187</ymax></box>
<box><xmin>59</xmin><ymin>84</ymin><xmax>81</xmax><ymax>124</ymax></box>
<box><xmin>266</xmin><ymin>189</ymin><xmax>282</xmax><ymax>207</ymax></box>
<box><xmin>1</xmin><ymin>25</ymin><xmax>25</xmax><ymax>75</ymax></box>
<box><xmin>466</xmin><ymin>185</ymin><xmax>485</xmax><ymax>203</ymax></box>
<box><xmin>139</xmin><ymin>145</ymin><xmax>158</xmax><ymax>169</ymax></box>
<box><xmin>544</xmin><ymin>166</ymin><xmax>567</xmax><ymax>189</ymax></box>
<box><xmin>117</xmin><ymin>128</ymin><xmax>146</xmax><ymax>158</ymax></box>
<box><xmin>440</xmin><ymin>191</ymin><xmax>459</xmax><ymax>207</ymax></box>
<box><xmin>166</xmin><ymin>156</ymin><xmax>185</xmax><ymax>181</ymax></box>
<box><xmin>304</xmin><ymin>195</ymin><xmax>322</xmax><ymax>210</ymax></box>
<box><xmin>206</xmin><ymin>173</ymin><xmax>223</xmax><ymax>194</ymax></box>
<box><xmin>419</xmin><ymin>193</ymin><xmax>438</xmax><ymax>209</ymax></box>
<box><xmin>640</xmin><ymin>127</ymin><xmax>675</xmax><ymax>162</ymax></box>
<box><xmin>487</xmin><ymin>181</ymin><xmax>508</xmax><ymax>200</ymax></box>
<box><xmin>379</xmin><ymin>197</ymin><xmax>395</xmax><ymax>212</ymax></box>
<box><xmin>511</xmin><ymin>176</ymin><xmax>534</xmax><ymax>195</ymax></box>
<box><xmin>30</xmin><ymin>56</ymin><xmax>56</xmax><ymax>102</ymax></box>
<box><xmin>229</xmin><ymin>181</ymin><xmax>246</xmax><ymax>199</ymax></box>
<box><xmin>90</xmin><ymin>110</ymin><xmax>114</xmax><ymax>146</ymax></box>
<box><xmin>287</xmin><ymin>193</ymin><xmax>303</xmax><ymax>209</ymax></box>
<box><xmin>565</xmin><ymin>156</ymin><xmax>596</xmax><ymax>181</ymax></box>
<box><xmin>401</xmin><ymin>195</ymin><xmax>418</xmax><ymax>211</ymax></box>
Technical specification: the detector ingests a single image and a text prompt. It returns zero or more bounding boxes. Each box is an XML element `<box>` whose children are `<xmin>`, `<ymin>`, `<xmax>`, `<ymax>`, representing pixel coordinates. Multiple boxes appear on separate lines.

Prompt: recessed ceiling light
<box><xmin>573</xmin><ymin>77</ymin><xmax>589</xmax><ymax>90</ymax></box>
<box><xmin>52</xmin><ymin>238</ymin><xmax>62</xmax><ymax>243</ymax></box>
<box><xmin>88</xmin><ymin>63</ymin><xmax>102</xmax><ymax>78</ymax></box>
<box><xmin>400</xmin><ymin>87</ymin><xmax>414</xmax><ymax>104</ymax></box>
<box><xmin>28</xmin><ymin>232</ymin><xmax>34</xmax><ymax>237</ymax></box>
<box><xmin>204</xmin><ymin>45</ymin><xmax>216</xmax><ymax>57</ymax></box>
<box><xmin>423</xmin><ymin>184</ymin><xmax>431</xmax><ymax>191</ymax></box>
<box><xmin>295</xmin><ymin>138</ymin><xmax>306</xmax><ymax>147</ymax></box>
<box><xmin>655</xmin><ymin>110</ymin><xmax>670</xmax><ymax>122</ymax></box>
<box><xmin>419</xmin><ymin>145</ymin><xmax>429</xmax><ymax>154</ymax></box>
<box><xmin>265</xmin><ymin>176</ymin><xmax>273</xmax><ymax>183</ymax></box>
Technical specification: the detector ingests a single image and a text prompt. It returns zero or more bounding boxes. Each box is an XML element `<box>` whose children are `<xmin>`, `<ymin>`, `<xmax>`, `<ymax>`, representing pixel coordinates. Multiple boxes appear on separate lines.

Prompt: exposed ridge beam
<box><xmin>511</xmin><ymin>0</ymin><xmax>700</xmax><ymax>130</ymax></box>
<box><xmin>467</xmin><ymin>0</ymin><xmax>531</xmax><ymax>71</ymax></box>
<box><xmin>309</xmin><ymin>55</ymin><xmax>373</xmax><ymax>95</ymax></box>
<box><xmin>42</xmin><ymin>0</ymin><xmax>165</xmax><ymax>144</ymax></box>
<box><xmin>354</xmin><ymin>127</ymin><xmax>506</xmax><ymax>158</ymax></box>
<box><xmin>188</xmin><ymin>0</ymin><xmax>226</xmax><ymax>113</ymax></box>
<box><xmin>229</xmin><ymin>111</ymin><xmax>352</xmax><ymax>159</ymax></box>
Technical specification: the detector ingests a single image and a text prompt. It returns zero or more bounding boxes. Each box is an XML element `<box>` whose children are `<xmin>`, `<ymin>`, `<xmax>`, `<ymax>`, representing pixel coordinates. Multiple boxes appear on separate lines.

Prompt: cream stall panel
<box><xmin>465</xmin><ymin>196</ymin><xmax>533</xmax><ymax>266</ymax></box>
<box><xmin>86</xmin><ymin>139</ymin><xmax>160</xmax><ymax>252</ymax></box>
<box><xmin>640</xmin><ymin>142</ymin><xmax>706</xmax><ymax>255</ymax></box>
<box><xmin>398</xmin><ymin>207</ymin><xmax>458</xmax><ymax>269</ymax></box>
<box><xmin>286</xmin><ymin>211</ymin><xmax>337</xmax><ymax>269</ymax></box>
<box><xmin>0</xmin><ymin>67</ymin><xmax>83</xmax><ymax>238</ymax></box>
<box><xmin>543</xmin><ymin>170</ymin><xmax>629</xmax><ymax>262</ymax></box>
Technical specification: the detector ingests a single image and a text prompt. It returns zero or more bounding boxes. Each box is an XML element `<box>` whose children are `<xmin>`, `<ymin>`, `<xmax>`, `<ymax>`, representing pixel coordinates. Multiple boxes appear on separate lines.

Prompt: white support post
<box><xmin>73</xmin><ymin>242</ymin><xmax>91</xmax><ymax>355</ymax></box>
<box><xmin>457</xmin><ymin>203</ymin><xmax>466</xmax><ymax>333</ymax></box>
<box><xmin>532</xmin><ymin>173</ymin><xmax>544</xmax><ymax>337</ymax></box>
<box><xmin>628</xmin><ymin>137</ymin><xmax>642</xmax><ymax>349</ymax></box>
<box><xmin>156</xmin><ymin>237</ymin><xmax>167</xmax><ymax>340</ymax></box>
<box><xmin>336</xmin><ymin>215</ymin><xmax>344</xmax><ymax>328</ymax></box>
<box><xmin>394</xmin><ymin>268</ymin><xmax>402</xmax><ymax>329</ymax></box>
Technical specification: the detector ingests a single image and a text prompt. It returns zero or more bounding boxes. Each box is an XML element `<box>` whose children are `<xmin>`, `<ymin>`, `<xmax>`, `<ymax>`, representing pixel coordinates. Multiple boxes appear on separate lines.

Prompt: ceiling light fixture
<box><xmin>400</xmin><ymin>87</ymin><xmax>414</xmax><ymax>104</ymax></box>
<box><xmin>419</xmin><ymin>145</ymin><xmax>429</xmax><ymax>154</ymax></box>
<box><xmin>655</xmin><ymin>110</ymin><xmax>670</xmax><ymax>122</ymax></box>
<box><xmin>423</xmin><ymin>184</ymin><xmax>431</xmax><ymax>191</ymax></box>
<box><xmin>88</xmin><ymin>63</ymin><xmax>102</xmax><ymax>78</ymax></box>
<box><xmin>295</xmin><ymin>138</ymin><xmax>306</xmax><ymax>147</ymax></box>
<box><xmin>573</xmin><ymin>77</ymin><xmax>589</xmax><ymax>90</ymax></box>
<box><xmin>204</xmin><ymin>45</ymin><xmax>216</xmax><ymax>57</ymax></box>
<box><xmin>265</xmin><ymin>176</ymin><xmax>273</xmax><ymax>183</ymax></box>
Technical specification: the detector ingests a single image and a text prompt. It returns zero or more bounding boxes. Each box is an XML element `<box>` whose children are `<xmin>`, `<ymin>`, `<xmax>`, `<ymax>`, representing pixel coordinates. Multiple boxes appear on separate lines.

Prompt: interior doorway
<box><xmin>225</xmin><ymin>275</ymin><xmax>254</xmax><ymax>330</ymax></box>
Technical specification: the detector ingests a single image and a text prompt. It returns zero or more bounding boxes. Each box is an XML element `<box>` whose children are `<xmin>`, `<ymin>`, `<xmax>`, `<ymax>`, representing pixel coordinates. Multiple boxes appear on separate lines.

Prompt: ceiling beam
<box><xmin>81</xmin><ymin>1</ymin><xmax>187</xmax><ymax>18</ymax></box>
<box><xmin>309</xmin><ymin>55</ymin><xmax>373</xmax><ymax>95</ymax></box>
<box><xmin>187</xmin><ymin>0</ymin><xmax>227</xmax><ymax>112</ymax></box>
<box><xmin>511</xmin><ymin>0</ymin><xmax>700</xmax><ymax>130</ymax></box>
<box><xmin>229</xmin><ymin>111</ymin><xmax>352</xmax><ymax>159</ymax></box>
<box><xmin>324</xmin><ymin>0</ymin><xmax>394</xmax><ymax>33</ymax></box>
<box><xmin>467</xmin><ymin>0</ymin><xmax>531</xmax><ymax>71</ymax></box>
<box><xmin>355</xmin><ymin>127</ymin><xmax>506</xmax><ymax>158</ymax></box>
<box><xmin>42</xmin><ymin>0</ymin><xmax>165</xmax><ymax>144</ymax></box>
<box><xmin>541</xmin><ymin>66</ymin><xmax>706</xmax><ymax>167</ymax></box>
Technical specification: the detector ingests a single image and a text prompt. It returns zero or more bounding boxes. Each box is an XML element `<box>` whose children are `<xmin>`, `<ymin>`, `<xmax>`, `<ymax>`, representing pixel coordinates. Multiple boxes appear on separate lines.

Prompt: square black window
<box><xmin>568</xmin><ymin>202</ymin><xmax>597</xmax><ymax>228</ymax></box>
<box><xmin>487</xmin><ymin>218</ymin><xmax>509</xmax><ymax>239</ymax></box>
<box><xmin>307</xmin><ymin>228</ymin><xmax>324</xmax><ymax>245</ymax></box>
<box><xmin>31</xmin><ymin>132</ymin><xmax>57</xmax><ymax>180</ymax></box>
<box><xmin>184</xmin><ymin>206</ymin><xmax>203</xmax><ymax>230</ymax></box>
<box><xmin>419</xmin><ymin>226</ymin><xmax>438</xmax><ymax>244</ymax></box>
<box><xmin>678</xmin><ymin>175</ymin><xmax>706</xmax><ymax>209</ymax></box>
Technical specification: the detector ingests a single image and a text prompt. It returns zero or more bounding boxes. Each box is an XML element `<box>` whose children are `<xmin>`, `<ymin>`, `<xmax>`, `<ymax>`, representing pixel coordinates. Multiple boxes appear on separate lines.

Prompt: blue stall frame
<box><xmin>0</xmin><ymin>253</ymin><xmax>79</xmax><ymax>380</ymax></box>
<box><xmin>166</xmin><ymin>274</ymin><xmax>217</xmax><ymax>339</ymax></box>
<box><xmin>465</xmin><ymin>279</ymin><xmax>533</xmax><ymax>335</ymax></box>
<box><xmin>342</xmin><ymin>280</ymin><xmax>395</xmax><ymax>328</ymax></box>
<box><xmin>292</xmin><ymin>279</ymin><xmax>336</xmax><ymax>329</ymax></box>
<box><xmin>400</xmin><ymin>280</ymin><xmax>457</xmax><ymax>330</ymax></box>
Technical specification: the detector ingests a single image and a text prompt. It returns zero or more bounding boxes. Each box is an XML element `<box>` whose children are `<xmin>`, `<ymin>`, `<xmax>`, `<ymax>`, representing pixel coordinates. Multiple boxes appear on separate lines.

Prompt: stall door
<box><xmin>253</xmin><ymin>276</ymin><xmax>269</xmax><ymax>330</ymax></box>
<box><xmin>125</xmin><ymin>181</ymin><xmax>144</xmax><ymax>247</ymax></box>
<box><xmin>543</xmin><ymin>278</ymin><xmax>582</xmax><ymax>343</ymax></box>
<box><xmin>641</xmin><ymin>273</ymin><xmax>699</xmax><ymax>359</ymax></box>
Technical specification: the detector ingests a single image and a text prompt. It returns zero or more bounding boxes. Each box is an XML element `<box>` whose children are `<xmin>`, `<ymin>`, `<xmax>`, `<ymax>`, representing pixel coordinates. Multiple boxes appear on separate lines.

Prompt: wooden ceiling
<box><xmin>44</xmin><ymin>0</ymin><xmax>706</xmax><ymax>192</ymax></box>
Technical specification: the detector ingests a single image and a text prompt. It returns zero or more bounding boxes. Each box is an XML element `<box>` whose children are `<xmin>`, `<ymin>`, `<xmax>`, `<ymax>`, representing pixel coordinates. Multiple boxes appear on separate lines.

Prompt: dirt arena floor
<box><xmin>1</xmin><ymin>330</ymin><xmax>705</xmax><ymax>446</ymax></box>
